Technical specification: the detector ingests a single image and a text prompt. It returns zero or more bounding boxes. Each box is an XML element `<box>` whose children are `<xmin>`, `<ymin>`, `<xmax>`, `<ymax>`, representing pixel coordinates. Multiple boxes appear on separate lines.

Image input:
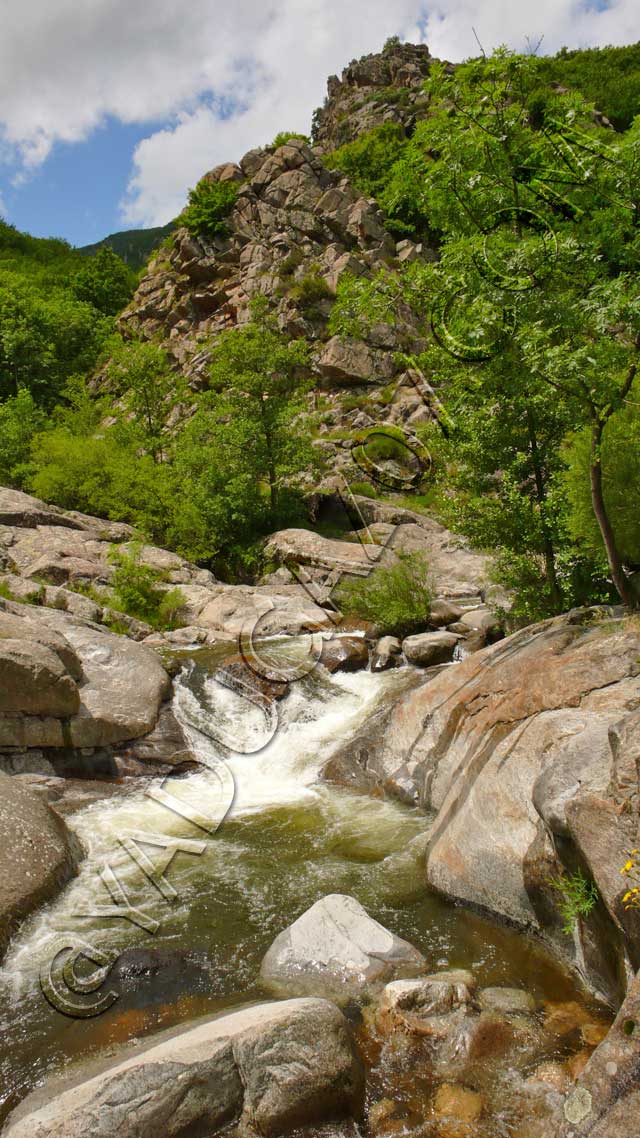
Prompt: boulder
<box><xmin>478</xmin><ymin>987</ymin><xmax>537</xmax><ymax>1015</ymax></box>
<box><xmin>1</xmin><ymin>998</ymin><xmax>364</xmax><ymax>1138</ymax></box>
<box><xmin>318</xmin><ymin>336</ymin><xmax>394</xmax><ymax>385</ymax></box>
<box><xmin>320</xmin><ymin>634</ymin><xmax>369</xmax><ymax>673</ymax></box>
<box><xmin>375</xmin><ymin>971</ymin><xmax>476</xmax><ymax>1035</ymax></box>
<box><xmin>0</xmin><ymin>772</ymin><xmax>82</xmax><ymax>959</ymax></box>
<box><xmin>260</xmin><ymin>894</ymin><xmax>427</xmax><ymax>1002</ymax></box>
<box><xmin>402</xmin><ymin>630</ymin><xmax>461</xmax><ymax>667</ymax></box>
<box><xmin>0</xmin><ymin>639</ymin><xmax>80</xmax><ymax>717</ymax></box>
<box><xmin>371</xmin><ymin>635</ymin><xmax>402</xmax><ymax>672</ymax></box>
<box><xmin>0</xmin><ymin>601</ymin><xmax>171</xmax><ymax>752</ymax></box>
<box><xmin>429</xmin><ymin>598</ymin><xmax>464</xmax><ymax>628</ymax></box>
<box><xmin>113</xmin><ymin>705</ymin><xmax>197</xmax><ymax>775</ymax></box>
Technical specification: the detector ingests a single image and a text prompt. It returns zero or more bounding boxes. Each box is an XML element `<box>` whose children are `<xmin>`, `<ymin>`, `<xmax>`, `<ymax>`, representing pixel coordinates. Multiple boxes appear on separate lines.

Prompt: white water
<box><xmin>0</xmin><ymin>656</ymin><xmax>423</xmax><ymax>990</ymax></box>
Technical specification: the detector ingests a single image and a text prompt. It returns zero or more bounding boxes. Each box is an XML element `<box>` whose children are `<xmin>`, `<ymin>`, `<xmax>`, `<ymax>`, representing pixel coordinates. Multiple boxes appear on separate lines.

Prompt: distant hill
<box><xmin>78</xmin><ymin>220</ymin><xmax>176</xmax><ymax>269</ymax></box>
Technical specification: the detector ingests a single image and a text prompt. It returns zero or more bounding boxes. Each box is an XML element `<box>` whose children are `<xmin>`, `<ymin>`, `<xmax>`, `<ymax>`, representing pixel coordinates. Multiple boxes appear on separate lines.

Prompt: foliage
<box><xmin>323</xmin><ymin>123</ymin><xmax>415</xmax><ymax>233</ymax></box>
<box><xmin>173</xmin><ymin>298</ymin><xmax>316</xmax><ymax>574</ymax></box>
<box><xmin>333</xmin><ymin>50</ymin><xmax>640</xmax><ymax>611</ymax></box>
<box><xmin>271</xmin><ymin>131</ymin><xmax>310</xmax><ymax>148</ymax></box>
<box><xmin>288</xmin><ymin>269</ymin><xmax>332</xmax><ymax>311</ymax></box>
<box><xmin>181</xmin><ymin>179</ymin><xmax>239</xmax><ymax>239</ymax></box>
<box><xmin>71</xmin><ymin>246</ymin><xmax>137</xmax><ymax>315</ymax></box>
<box><xmin>348</xmin><ymin>481</ymin><xmax>380</xmax><ymax>498</ymax></box>
<box><xmin>0</xmin><ymin>219</ymin><xmax>129</xmax><ymax>406</ymax></box>
<box><xmin>532</xmin><ymin>43</ymin><xmax>640</xmax><ymax>132</ymax></box>
<box><xmin>108</xmin><ymin>545</ymin><xmax>185</xmax><ymax>629</ymax></box>
<box><xmin>337</xmin><ymin>550</ymin><xmax>432</xmax><ymax>635</ymax></box>
<box><xmin>383</xmin><ymin>35</ymin><xmax>401</xmax><ymax>53</ymax></box>
<box><xmin>0</xmin><ymin>389</ymin><xmax>48</xmax><ymax>485</ymax></box>
<box><xmin>562</xmin><ymin>411</ymin><xmax>640</xmax><ymax>568</ymax></box>
<box><xmin>104</xmin><ymin>337</ymin><xmax>184</xmax><ymax>462</ymax></box>
<box><xmin>548</xmin><ymin>870</ymin><xmax>599</xmax><ymax>935</ymax></box>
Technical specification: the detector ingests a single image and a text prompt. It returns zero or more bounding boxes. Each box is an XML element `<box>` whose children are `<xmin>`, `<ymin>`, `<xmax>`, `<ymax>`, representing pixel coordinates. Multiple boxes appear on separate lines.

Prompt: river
<box><xmin>0</xmin><ymin>639</ymin><xmax>609</xmax><ymax>1131</ymax></box>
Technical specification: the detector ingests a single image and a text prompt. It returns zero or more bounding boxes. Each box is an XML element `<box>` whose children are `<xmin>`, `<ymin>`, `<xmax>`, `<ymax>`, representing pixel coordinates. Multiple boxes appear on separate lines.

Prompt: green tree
<box><xmin>105</xmin><ymin>337</ymin><xmax>184</xmax><ymax>463</ymax></box>
<box><xmin>174</xmin><ymin>300</ymin><xmax>316</xmax><ymax>571</ymax></box>
<box><xmin>72</xmin><ymin>246</ymin><xmax>137</xmax><ymax>315</ymax></box>
<box><xmin>335</xmin><ymin>51</ymin><xmax>640</xmax><ymax>610</ymax></box>
<box><xmin>0</xmin><ymin>389</ymin><xmax>49</xmax><ymax>485</ymax></box>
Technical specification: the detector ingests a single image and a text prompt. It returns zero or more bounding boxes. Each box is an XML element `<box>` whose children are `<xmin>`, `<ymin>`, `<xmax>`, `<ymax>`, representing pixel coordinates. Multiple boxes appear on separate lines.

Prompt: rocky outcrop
<box><xmin>0</xmin><ymin>773</ymin><xmax>82</xmax><ymax>958</ymax></box>
<box><xmin>0</xmin><ymin>487</ymin><xmax>335</xmax><ymax>642</ymax></box>
<box><xmin>117</xmin><ymin>138</ymin><xmax>418</xmax><ymax>392</ymax></box>
<box><xmin>323</xmin><ymin>609</ymin><xmax>640</xmax><ymax>1001</ymax></box>
<box><xmin>260</xmin><ymin>894</ymin><xmax>426</xmax><ymax>1001</ymax></box>
<box><xmin>1</xmin><ymin>998</ymin><xmax>364</xmax><ymax>1138</ymax></box>
<box><xmin>312</xmin><ymin>42</ymin><xmax>435</xmax><ymax>149</ymax></box>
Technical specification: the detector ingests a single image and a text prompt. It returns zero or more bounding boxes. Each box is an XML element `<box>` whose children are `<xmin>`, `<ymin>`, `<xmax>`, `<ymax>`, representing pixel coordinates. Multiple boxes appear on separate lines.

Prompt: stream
<box><xmin>0</xmin><ymin>638</ymin><xmax>611</xmax><ymax>1133</ymax></box>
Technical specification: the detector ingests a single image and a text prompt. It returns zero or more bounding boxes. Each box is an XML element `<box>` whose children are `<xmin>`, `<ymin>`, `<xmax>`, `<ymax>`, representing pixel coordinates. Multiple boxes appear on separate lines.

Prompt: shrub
<box><xmin>109</xmin><ymin>546</ymin><xmax>185</xmax><ymax>629</ymax></box>
<box><xmin>289</xmin><ymin>270</ymin><xmax>332</xmax><ymax>308</ymax></box>
<box><xmin>383</xmin><ymin>35</ymin><xmax>401</xmax><ymax>52</ymax></box>
<box><xmin>337</xmin><ymin>550</ymin><xmax>432</xmax><ymax>635</ymax></box>
<box><xmin>548</xmin><ymin>870</ymin><xmax>599</xmax><ymax>935</ymax></box>
<box><xmin>181</xmin><ymin>180</ymin><xmax>239</xmax><ymax>239</ymax></box>
<box><xmin>271</xmin><ymin>131</ymin><xmax>310</xmax><ymax>149</ymax></box>
<box><xmin>348</xmin><ymin>481</ymin><xmax>379</xmax><ymax>498</ymax></box>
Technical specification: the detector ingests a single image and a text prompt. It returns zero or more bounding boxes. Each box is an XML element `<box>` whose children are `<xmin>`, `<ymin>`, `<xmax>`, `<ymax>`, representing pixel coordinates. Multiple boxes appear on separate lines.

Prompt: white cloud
<box><xmin>0</xmin><ymin>0</ymin><xmax>636</xmax><ymax>228</ymax></box>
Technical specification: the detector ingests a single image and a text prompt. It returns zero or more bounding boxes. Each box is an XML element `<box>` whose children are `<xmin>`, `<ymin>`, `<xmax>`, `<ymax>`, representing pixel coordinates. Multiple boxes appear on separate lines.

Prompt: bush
<box><xmin>289</xmin><ymin>270</ymin><xmax>332</xmax><ymax>308</ymax></box>
<box><xmin>109</xmin><ymin>546</ymin><xmax>185</xmax><ymax>629</ymax></box>
<box><xmin>181</xmin><ymin>180</ymin><xmax>239</xmax><ymax>239</ymax></box>
<box><xmin>323</xmin><ymin>123</ymin><xmax>409</xmax><ymax>205</ymax></box>
<box><xmin>548</xmin><ymin>870</ymin><xmax>598</xmax><ymax>935</ymax></box>
<box><xmin>337</xmin><ymin>550</ymin><xmax>432</xmax><ymax>635</ymax></box>
<box><xmin>348</xmin><ymin>481</ymin><xmax>379</xmax><ymax>498</ymax></box>
<box><xmin>271</xmin><ymin>131</ymin><xmax>310</xmax><ymax>148</ymax></box>
<box><xmin>383</xmin><ymin>35</ymin><xmax>401</xmax><ymax>53</ymax></box>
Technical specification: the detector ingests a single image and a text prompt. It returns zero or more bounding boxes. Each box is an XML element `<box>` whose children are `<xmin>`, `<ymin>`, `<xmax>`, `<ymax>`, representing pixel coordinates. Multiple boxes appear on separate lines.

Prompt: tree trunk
<box><xmin>590</xmin><ymin>420</ymin><xmax>637</xmax><ymax>608</ymax></box>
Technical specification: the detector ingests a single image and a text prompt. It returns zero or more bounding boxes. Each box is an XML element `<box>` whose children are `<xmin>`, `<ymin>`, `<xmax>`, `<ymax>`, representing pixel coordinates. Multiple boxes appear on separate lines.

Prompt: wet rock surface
<box><xmin>0</xmin><ymin>772</ymin><xmax>82</xmax><ymax>959</ymax></box>
<box><xmin>260</xmin><ymin>894</ymin><xmax>427</xmax><ymax>1002</ymax></box>
<box><xmin>1</xmin><ymin>999</ymin><xmax>364</xmax><ymax>1138</ymax></box>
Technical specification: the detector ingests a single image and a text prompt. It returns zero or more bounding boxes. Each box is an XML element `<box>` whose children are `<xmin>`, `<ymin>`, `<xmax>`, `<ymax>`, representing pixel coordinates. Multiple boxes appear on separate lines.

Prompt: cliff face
<box><xmin>117</xmin><ymin>45</ymin><xmax>444</xmax><ymax>477</ymax></box>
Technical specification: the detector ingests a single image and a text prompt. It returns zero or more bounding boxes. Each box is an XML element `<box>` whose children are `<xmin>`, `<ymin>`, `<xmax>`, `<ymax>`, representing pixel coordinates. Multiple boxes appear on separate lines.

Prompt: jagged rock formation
<box><xmin>311</xmin><ymin>42</ymin><xmax>435</xmax><ymax>149</ymax></box>
<box><xmin>117</xmin><ymin>138</ymin><xmax>427</xmax><ymax>398</ymax></box>
<box><xmin>116</xmin><ymin>45</ymin><xmax>444</xmax><ymax>474</ymax></box>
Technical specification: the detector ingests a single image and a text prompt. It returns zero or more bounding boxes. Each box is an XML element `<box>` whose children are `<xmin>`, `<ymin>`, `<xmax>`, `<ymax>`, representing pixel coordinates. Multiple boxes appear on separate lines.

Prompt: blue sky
<box><xmin>2</xmin><ymin>121</ymin><xmax>156</xmax><ymax>246</ymax></box>
<box><xmin>0</xmin><ymin>0</ymin><xmax>636</xmax><ymax>249</ymax></box>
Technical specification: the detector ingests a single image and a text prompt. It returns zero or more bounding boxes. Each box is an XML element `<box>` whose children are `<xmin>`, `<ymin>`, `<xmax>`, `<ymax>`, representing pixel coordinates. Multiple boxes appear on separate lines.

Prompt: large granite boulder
<box><xmin>0</xmin><ymin>773</ymin><xmax>82</xmax><ymax>958</ymax></box>
<box><xmin>0</xmin><ymin>600</ymin><xmax>171</xmax><ymax>755</ymax></box>
<box><xmin>260</xmin><ymin>894</ymin><xmax>427</xmax><ymax>1001</ymax></box>
<box><xmin>1</xmin><ymin>998</ymin><xmax>364</xmax><ymax>1138</ymax></box>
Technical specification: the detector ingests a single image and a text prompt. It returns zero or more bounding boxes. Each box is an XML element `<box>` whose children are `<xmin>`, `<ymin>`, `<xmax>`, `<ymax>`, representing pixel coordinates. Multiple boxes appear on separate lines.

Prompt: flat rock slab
<box><xmin>2</xmin><ymin>998</ymin><xmax>364</xmax><ymax>1138</ymax></box>
<box><xmin>260</xmin><ymin>893</ymin><xmax>427</xmax><ymax>1002</ymax></box>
